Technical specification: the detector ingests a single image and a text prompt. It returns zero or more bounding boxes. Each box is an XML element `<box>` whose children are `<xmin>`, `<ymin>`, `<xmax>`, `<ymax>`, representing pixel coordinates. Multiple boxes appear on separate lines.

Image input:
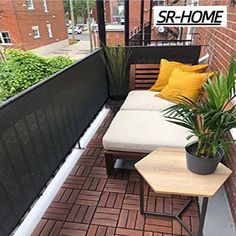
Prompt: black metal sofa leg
<box><xmin>105</xmin><ymin>152</ymin><xmax>115</xmax><ymax>175</ymax></box>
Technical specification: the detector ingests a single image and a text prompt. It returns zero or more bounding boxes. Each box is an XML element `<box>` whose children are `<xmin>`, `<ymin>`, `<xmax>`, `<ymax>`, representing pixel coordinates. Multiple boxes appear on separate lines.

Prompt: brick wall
<box><xmin>129</xmin><ymin>0</ymin><xmax>141</xmax><ymax>30</ymax></box>
<box><xmin>93</xmin><ymin>30</ymin><xmax>124</xmax><ymax>47</ymax></box>
<box><xmin>225</xmin><ymin>137</ymin><xmax>236</xmax><ymax>225</ymax></box>
<box><xmin>106</xmin><ymin>31</ymin><xmax>124</xmax><ymax>46</ymax></box>
<box><xmin>195</xmin><ymin>0</ymin><xmax>236</xmax><ymax>225</ymax></box>
<box><xmin>0</xmin><ymin>1</ymin><xmax>22</xmax><ymax>47</ymax></box>
<box><xmin>129</xmin><ymin>0</ymin><xmax>151</xmax><ymax>31</ymax></box>
<box><xmin>196</xmin><ymin>1</ymin><xmax>236</xmax><ymax>74</ymax></box>
<box><xmin>0</xmin><ymin>0</ymin><xmax>67</xmax><ymax>50</ymax></box>
<box><xmin>104</xmin><ymin>0</ymin><xmax>112</xmax><ymax>23</ymax></box>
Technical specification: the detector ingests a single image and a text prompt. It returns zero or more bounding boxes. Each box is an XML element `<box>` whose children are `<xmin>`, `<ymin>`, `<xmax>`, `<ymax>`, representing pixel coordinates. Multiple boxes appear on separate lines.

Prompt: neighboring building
<box><xmin>129</xmin><ymin>0</ymin><xmax>150</xmax><ymax>30</ymax></box>
<box><xmin>92</xmin><ymin>0</ymin><xmax>120</xmax><ymax>25</ymax></box>
<box><xmin>0</xmin><ymin>0</ymin><xmax>68</xmax><ymax>53</ymax></box>
<box><xmin>92</xmin><ymin>0</ymin><xmax>125</xmax><ymax>46</ymax></box>
<box><xmin>93</xmin><ymin>0</ymin><xmax>151</xmax><ymax>46</ymax></box>
<box><xmin>104</xmin><ymin>0</ymin><xmax>119</xmax><ymax>23</ymax></box>
<box><xmin>93</xmin><ymin>24</ymin><xmax>124</xmax><ymax>47</ymax></box>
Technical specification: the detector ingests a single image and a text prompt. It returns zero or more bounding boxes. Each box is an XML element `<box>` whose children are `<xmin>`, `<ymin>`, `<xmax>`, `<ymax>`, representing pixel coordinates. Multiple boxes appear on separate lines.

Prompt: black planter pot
<box><xmin>185</xmin><ymin>142</ymin><xmax>224</xmax><ymax>175</ymax></box>
<box><xmin>106</xmin><ymin>96</ymin><xmax>125</xmax><ymax>113</ymax></box>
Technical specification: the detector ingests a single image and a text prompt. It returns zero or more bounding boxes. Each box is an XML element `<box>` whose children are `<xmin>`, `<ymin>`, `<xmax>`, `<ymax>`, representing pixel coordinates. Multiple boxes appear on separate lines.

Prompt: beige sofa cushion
<box><xmin>120</xmin><ymin>90</ymin><xmax>174</xmax><ymax>111</ymax></box>
<box><xmin>102</xmin><ymin>110</ymin><xmax>189</xmax><ymax>153</ymax></box>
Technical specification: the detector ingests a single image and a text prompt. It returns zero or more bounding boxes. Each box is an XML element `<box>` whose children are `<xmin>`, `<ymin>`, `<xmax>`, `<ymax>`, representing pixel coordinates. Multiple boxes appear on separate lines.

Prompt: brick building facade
<box><xmin>129</xmin><ymin>0</ymin><xmax>150</xmax><ymax>30</ymax></box>
<box><xmin>94</xmin><ymin>0</ymin><xmax>151</xmax><ymax>46</ymax></box>
<box><xmin>0</xmin><ymin>0</ymin><xmax>68</xmax><ymax>50</ymax></box>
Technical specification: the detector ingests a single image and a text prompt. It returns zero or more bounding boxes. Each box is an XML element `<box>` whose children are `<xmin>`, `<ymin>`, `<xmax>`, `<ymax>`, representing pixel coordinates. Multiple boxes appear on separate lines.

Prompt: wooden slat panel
<box><xmin>129</xmin><ymin>64</ymin><xmax>160</xmax><ymax>91</ymax></box>
<box><xmin>135</xmin><ymin>75</ymin><xmax>157</xmax><ymax>79</ymax></box>
<box><xmin>129</xmin><ymin>65</ymin><xmax>136</xmax><ymax>91</ymax></box>
<box><xmin>135</xmin><ymin>70</ymin><xmax>159</xmax><ymax>74</ymax></box>
<box><xmin>135</xmin><ymin>64</ymin><xmax>160</xmax><ymax>69</ymax></box>
<box><xmin>134</xmin><ymin>79</ymin><xmax>156</xmax><ymax>83</ymax></box>
<box><xmin>135</xmin><ymin>84</ymin><xmax>153</xmax><ymax>88</ymax></box>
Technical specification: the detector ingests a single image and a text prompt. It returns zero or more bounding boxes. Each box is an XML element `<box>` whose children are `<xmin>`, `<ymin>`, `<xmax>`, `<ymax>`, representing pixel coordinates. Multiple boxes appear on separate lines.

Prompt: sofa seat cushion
<box><xmin>102</xmin><ymin>110</ymin><xmax>189</xmax><ymax>153</ymax></box>
<box><xmin>121</xmin><ymin>90</ymin><xmax>174</xmax><ymax>111</ymax></box>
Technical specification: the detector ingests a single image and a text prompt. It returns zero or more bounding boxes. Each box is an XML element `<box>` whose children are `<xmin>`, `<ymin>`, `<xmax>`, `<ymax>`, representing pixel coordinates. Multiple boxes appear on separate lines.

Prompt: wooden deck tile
<box><xmin>32</xmin><ymin>112</ymin><xmax>200</xmax><ymax>236</ymax></box>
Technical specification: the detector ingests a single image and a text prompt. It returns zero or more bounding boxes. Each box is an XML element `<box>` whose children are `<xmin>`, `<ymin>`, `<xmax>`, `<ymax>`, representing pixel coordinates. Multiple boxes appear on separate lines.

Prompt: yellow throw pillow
<box><xmin>156</xmin><ymin>68</ymin><xmax>212</xmax><ymax>103</ymax></box>
<box><xmin>150</xmin><ymin>59</ymin><xmax>209</xmax><ymax>91</ymax></box>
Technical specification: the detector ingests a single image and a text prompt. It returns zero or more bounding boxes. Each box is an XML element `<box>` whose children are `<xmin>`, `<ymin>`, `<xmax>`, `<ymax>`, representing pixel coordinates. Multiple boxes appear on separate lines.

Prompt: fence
<box><xmin>0</xmin><ymin>49</ymin><xmax>108</xmax><ymax>235</ymax></box>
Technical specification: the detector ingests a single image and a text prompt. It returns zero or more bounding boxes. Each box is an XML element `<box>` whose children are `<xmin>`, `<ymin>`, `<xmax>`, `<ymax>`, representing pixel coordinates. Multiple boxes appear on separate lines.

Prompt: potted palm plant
<box><xmin>103</xmin><ymin>45</ymin><xmax>131</xmax><ymax>112</ymax></box>
<box><xmin>163</xmin><ymin>58</ymin><xmax>236</xmax><ymax>175</ymax></box>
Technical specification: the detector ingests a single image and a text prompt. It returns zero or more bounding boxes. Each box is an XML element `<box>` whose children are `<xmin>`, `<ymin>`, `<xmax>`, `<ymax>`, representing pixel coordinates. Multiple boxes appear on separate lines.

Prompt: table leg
<box><xmin>138</xmin><ymin>174</ymin><xmax>204</xmax><ymax>236</ymax></box>
<box><xmin>198</xmin><ymin>197</ymin><xmax>208</xmax><ymax>236</ymax></box>
<box><xmin>139</xmin><ymin>175</ymin><xmax>144</xmax><ymax>215</ymax></box>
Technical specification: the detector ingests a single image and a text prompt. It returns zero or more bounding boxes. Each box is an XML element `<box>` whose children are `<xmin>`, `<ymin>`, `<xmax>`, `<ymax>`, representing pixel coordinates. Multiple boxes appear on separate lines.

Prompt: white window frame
<box><xmin>32</xmin><ymin>26</ymin><xmax>40</xmax><ymax>39</ymax></box>
<box><xmin>26</xmin><ymin>0</ymin><xmax>34</xmax><ymax>10</ymax></box>
<box><xmin>47</xmin><ymin>24</ymin><xmax>53</xmax><ymax>38</ymax></box>
<box><xmin>0</xmin><ymin>32</ymin><xmax>12</xmax><ymax>45</ymax></box>
<box><xmin>43</xmin><ymin>0</ymin><xmax>48</xmax><ymax>12</ymax></box>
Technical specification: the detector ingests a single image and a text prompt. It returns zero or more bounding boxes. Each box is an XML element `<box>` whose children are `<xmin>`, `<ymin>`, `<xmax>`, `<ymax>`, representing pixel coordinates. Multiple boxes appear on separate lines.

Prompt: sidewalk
<box><xmin>34</xmin><ymin>31</ymin><xmax>93</xmax><ymax>61</ymax></box>
<box><xmin>44</xmin><ymin>40</ymin><xmax>91</xmax><ymax>61</ymax></box>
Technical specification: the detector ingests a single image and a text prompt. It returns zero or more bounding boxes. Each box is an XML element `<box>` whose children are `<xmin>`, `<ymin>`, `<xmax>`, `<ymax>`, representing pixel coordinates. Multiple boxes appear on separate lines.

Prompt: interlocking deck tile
<box><xmin>32</xmin><ymin>112</ymin><xmax>200</xmax><ymax>236</ymax></box>
<box><xmin>104</xmin><ymin>179</ymin><xmax>128</xmax><ymax>193</ymax></box>
<box><xmin>92</xmin><ymin>207</ymin><xmax>120</xmax><ymax>227</ymax></box>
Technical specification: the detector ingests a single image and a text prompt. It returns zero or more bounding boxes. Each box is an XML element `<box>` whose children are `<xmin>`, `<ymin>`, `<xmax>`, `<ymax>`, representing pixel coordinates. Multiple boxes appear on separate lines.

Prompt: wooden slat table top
<box><xmin>135</xmin><ymin>148</ymin><xmax>232</xmax><ymax>198</ymax></box>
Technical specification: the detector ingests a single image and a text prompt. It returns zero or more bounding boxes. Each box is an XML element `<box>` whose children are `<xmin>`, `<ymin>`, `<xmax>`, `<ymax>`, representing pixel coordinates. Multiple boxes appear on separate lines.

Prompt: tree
<box><xmin>63</xmin><ymin>0</ymin><xmax>96</xmax><ymax>24</ymax></box>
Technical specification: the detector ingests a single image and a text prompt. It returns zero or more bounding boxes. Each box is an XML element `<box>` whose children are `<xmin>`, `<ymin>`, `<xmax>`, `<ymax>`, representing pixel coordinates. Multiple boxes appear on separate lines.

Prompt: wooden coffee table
<box><xmin>135</xmin><ymin>148</ymin><xmax>232</xmax><ymax>236</ymax></box>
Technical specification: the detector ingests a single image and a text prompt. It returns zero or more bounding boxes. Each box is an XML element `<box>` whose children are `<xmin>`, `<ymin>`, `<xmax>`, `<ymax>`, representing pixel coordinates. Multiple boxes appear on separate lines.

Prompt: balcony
<box><xmin>0</xmin><ymin>44</ymin><xmax>235</xmax><ymax>236</ymax></box>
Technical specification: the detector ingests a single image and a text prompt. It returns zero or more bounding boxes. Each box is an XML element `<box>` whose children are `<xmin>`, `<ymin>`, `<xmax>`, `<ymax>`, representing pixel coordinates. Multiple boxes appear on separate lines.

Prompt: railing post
<box><xmin>148</xmin><ymin>0</ymin><xmax>153</xmax><ymax>44</ymax></box>
<box><xmin>96</xmin><ymin>0</ymin><xmax>106</xmax><ymax>46</ymax></box>
<box><xmin>124</xmin><ymin>0</ymin><xmax>129</xmax><ymax>46</ymax></box>
<box><xmin>140</xmin><ymin>0</ymin><xmax>144</xmax><ymax>46</ymax></box>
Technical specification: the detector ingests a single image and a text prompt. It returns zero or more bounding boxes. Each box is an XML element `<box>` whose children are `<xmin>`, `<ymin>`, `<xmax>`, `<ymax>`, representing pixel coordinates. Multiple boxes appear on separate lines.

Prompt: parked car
<box><xmin>67</xmin><ymin>26</ymin><xmax>82</xmax><ymax>34</ymax></box>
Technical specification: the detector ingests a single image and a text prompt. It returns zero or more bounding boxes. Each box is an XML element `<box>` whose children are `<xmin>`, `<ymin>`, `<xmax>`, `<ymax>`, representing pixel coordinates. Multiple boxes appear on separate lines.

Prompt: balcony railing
<box><xmin>129</xmin><ymin>24</ymin><xmax>200</xmax><ymax>46</ymax></box>
<box><xmin>0</xmin><ymin>49</ymin><xmax>108</xmax><ymax>235</ymax></box>
<box><xmin>0</xmin><ymin>45</ymin><xmax>202</xmax><ymax>235</ymax></box>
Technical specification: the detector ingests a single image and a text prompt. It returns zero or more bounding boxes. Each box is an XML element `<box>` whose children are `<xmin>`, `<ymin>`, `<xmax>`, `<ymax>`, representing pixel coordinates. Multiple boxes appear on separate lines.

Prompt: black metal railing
<box><xmin>129</xmin><ymin>25</ymin><xmax>143</xmax><ymax>46</ymax></box>
<box><xmin>144</xmin><ymin>22</ymin><xmax>152</xmax><ymax>45</ymax></box>
<box><xmin>128</xmin><ymin>0</ymin><xmax>199</xmax><ymax>47</ymax></box>
<box><xmin>0</xmin><ymin>49</ymin><xmax>108</xmax><ymax>235</ymax></box>
<box><xmin>127</xmin><ymin>45</ymin><xmax>201</xmax><ymax>65</ymax></box>
<box><xmin>130</xmin><ymin>31</ymin><xmax>200</xmax><ymax>46</ymax></box>
<box><xmin>129</xmin><ymin>22</ymin><xmax>152</xmax><ymax>46</ymax></box>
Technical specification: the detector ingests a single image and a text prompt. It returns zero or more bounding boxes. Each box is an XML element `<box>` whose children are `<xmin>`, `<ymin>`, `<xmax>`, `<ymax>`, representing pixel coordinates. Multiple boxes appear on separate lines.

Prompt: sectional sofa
<box><xmin>102</xmin><ymin>63</ymin><xmax>191</xmax><ymax>175</ymax></box>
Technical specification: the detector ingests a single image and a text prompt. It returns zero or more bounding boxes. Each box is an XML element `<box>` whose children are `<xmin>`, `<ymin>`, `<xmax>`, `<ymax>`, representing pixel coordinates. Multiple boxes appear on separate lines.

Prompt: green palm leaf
<box><xmin>163</xmin><ymin>57</ymin><xmax>236</xmax><ymax>158</ymax></box>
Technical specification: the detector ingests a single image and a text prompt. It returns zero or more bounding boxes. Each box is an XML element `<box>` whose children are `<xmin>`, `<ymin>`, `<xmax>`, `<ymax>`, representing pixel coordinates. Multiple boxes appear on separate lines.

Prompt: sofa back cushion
<box><xmin>150</xmin><ymin>59</ymin><xmax>209</xmax><ymax>92</ymax></box>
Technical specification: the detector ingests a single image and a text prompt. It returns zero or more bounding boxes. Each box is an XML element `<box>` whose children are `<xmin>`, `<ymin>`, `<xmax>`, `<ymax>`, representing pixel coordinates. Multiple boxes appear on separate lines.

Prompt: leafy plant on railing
<box><xmin>0</xmin><ymin>49</ymin><xmax>73</xmax><ymax>101</ymax></box>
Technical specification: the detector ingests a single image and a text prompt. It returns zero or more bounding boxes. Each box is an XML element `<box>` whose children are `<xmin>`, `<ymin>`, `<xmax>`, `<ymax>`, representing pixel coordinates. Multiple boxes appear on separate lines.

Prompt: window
<box><xmin>47</xmin><ymin>24</ymin><xmax>53</xmax><ymax>38</ymax></box>
<box><xmin>43</xmin><ymin>0</ymin><xmax>48</xmax><ymax>12</ymax></box>
<box><xmin>0</xmin><ymin>32</ymin><xmax>12</xmax><ymax>44</ymax></box>
<box><xmin>153</xmin><ymin>0</ymin><xmax>165</xmax><ymax>6</ymax></box>
<box><xmin>32</xmin><ymin>26</ymin><xmax>40</xmax><ymax>39</ymax></box>
<box><xmin>26</xmin><ymin>0</ymin><xmax>34</xmax><ymax>10</ymax></box>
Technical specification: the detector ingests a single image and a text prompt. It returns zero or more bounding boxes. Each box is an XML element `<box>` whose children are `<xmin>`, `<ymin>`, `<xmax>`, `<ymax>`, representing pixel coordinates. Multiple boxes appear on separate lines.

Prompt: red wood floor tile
<box><xmin>32</xmin><ymin>112</ymin><xmax>200</xmax><ymax>236</ymax></box>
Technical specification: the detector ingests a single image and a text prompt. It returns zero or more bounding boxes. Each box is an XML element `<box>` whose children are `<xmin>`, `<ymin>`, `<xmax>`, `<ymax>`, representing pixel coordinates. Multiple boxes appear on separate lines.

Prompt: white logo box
<box><xmin>153</xmin><ymin>6</ymin><xmax>227</xmax><ymax>27</ymax></box>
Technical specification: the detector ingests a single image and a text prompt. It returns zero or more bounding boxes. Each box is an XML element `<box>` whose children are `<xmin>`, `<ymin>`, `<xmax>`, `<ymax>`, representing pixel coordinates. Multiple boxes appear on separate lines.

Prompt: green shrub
<box><xmin>0</xmin><ymin>49</ymin><xmax>73</xmax><ymax>101</ymax></box>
